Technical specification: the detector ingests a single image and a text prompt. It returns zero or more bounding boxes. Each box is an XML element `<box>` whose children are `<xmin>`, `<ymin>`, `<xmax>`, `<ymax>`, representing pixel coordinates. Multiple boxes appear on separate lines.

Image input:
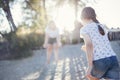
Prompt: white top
<box><xmin>80</xmin><ymin>22</ymin><xmax>116</xmax><ymax>61</ymax></box>
<box><xmin>45</xmin><ymin>26</ymin><xmax>59</xmax><ymax>38</ymax></box>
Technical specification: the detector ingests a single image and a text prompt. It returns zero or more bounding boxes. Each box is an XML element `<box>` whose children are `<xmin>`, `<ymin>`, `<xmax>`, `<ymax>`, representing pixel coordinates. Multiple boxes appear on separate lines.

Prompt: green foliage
<box><xmin>72</xmin><ymin>39</ymin><xmax>78</xmax><ymax>44</ymax></box>
<box><xmin>3</xmin><ymin>26</ymin><xmax>45</xmax><ymax>59</ymax></box>
<box><xmin>61</xmin><ymin>36</ymin><xmax>66</xmax><ymax>45</ymax></box>
<box><xmin>23</xmin><ymin>0</ymin><xmax>47</xmax><ymax>28</ymax></box>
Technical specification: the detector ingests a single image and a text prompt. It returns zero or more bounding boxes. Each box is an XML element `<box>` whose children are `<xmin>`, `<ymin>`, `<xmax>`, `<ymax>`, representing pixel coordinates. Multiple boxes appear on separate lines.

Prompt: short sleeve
<box><xmin>80</xmin><ymin>27</ymin><xmax>89</xmax><ymax>38</ymax></box>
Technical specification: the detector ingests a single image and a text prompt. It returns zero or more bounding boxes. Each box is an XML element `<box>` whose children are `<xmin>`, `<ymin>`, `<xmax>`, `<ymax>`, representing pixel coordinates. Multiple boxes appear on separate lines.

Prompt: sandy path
<box><xmin>0</xmin><ymin>41</ymin><xmax>120</xmax><ymax>80</ymax></box>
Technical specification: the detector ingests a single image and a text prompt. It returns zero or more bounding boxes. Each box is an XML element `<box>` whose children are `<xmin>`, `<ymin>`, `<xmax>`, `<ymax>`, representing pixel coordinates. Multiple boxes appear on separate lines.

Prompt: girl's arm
<box><xmin>82</xmin><ymin>34</ymin><xmax>93</xmax><ymax>66</ymax></box>
<box><xmin>43</xmin><ymin>33</ymin><xmax>49</xmax><ymax>48</ymax></box>
<box><xmin>57</xmin><ymin>35</ymin><xmax>61</xmax><ymax>47</ymax></box>
<box><xmin>57</xmin><ymin>35</ymin><xmax>60</xmax><ymax>43</ymax></box>
<box><xmin>56</xmin><ymin>29</ymin><xmax>61</xmax><ymax>46</ymax></box>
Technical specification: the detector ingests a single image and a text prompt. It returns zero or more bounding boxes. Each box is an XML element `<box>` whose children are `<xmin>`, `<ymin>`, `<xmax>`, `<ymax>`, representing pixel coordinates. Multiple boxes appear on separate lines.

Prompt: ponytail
<box><xmin>92</xmin><ymin>18</ymin><xmax>105</xmax><ymax>36</ymax></box>
<box><xmin>98</xmin><ymin>25</ymin><xmax>105</xmax><ymax>35</ymax></box>
<box><xmin>81</xmin><ymin>7</ymin><xmax>105</xmax><ymax>36</ymax></box>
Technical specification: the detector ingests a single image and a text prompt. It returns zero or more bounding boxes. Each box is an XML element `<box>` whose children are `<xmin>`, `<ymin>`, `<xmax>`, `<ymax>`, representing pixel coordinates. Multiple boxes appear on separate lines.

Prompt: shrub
<box><xmin>72</xmin><ymin>39</ymin><xmax>78</xmax><ymax>44</ymax></box>
<box><xmin>3</xmin><ymin>27</ymin><xmax>45</xmax><ymax>59</ymax></box>
<box><xmin>61</xmin><ymin>37</ymin><xmax>66</xmax><ymax>45</ymax></box>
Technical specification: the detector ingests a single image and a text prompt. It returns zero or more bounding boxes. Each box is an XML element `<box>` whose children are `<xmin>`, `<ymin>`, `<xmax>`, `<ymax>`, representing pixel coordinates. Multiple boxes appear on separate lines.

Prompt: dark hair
<box><xmin>81</xmin><ymin>7</ymin><xmax>105</xmax><ymax>35</ymax></box>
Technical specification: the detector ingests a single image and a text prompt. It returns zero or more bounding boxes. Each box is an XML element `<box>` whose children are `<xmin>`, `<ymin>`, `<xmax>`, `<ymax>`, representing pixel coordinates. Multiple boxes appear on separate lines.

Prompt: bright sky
<box><xmin>0</xmin><ymin>9</ymin><xmax>11</xmax><ymax>32</ymax></box>
<box><xmin>1</xmin><ymin>0</ymin><xmax>120</xmax><ymax>32</ymax></box>
<box><xmin>53</xmin><ymin>0</ymin><xmax>120</xmax><ymax>33</ymax></box>
<box><xmin>88</xmin><ymin>0</ymin><xmax>120</xmax><ymax>28</ymax></box>
<box><xmin>11</xmin><ymin>2</ymin><xmax>23</xmax><ymax>26</ymax></box>
<box><xmin>0</xmin><ymin>2</ymin><xmax>23</xmax><ymax>32</ymax></box>
<box><xmin>52</xmin><ymin>4</ymin><xmax>75</xmax><ymax>33</ymax></box>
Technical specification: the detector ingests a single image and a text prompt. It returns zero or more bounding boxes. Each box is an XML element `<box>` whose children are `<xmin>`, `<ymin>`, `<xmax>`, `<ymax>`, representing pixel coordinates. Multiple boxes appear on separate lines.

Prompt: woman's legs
<box><xmin>53</xmin><ymin>43</ymin><xmax>59</xmax><ymax>62</ymax></box>
<box><xmin>47</xmin><ymin>44</ymin><xmax>53</xmax><ymax>64</ymax></box>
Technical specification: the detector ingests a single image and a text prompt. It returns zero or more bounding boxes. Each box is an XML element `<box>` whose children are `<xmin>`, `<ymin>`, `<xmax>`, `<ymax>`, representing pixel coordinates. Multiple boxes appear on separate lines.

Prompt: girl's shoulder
<box><xmin>80</xmin><ymin>22</ymin><xmax>97</xmax><ymax>34</ymax></box>
<box><xmin>83</xmin><ymin>22</ymin><xmax>96</xmax><ymax>29</ymax></box>
<box><xmin>80</xmin><ymin>26</ymin><xmax>90</xmax><ymax>35</ymax></box>
<box><xmin>80</xmin><ymin>23</ymin><xmax>93</xmax><ymax>31</ymax></box>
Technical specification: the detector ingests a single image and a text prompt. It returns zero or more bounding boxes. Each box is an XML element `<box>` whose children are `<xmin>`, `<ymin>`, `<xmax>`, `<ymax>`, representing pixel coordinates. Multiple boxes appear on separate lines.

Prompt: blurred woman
<box><xmin>43</xmin><ymin>21</ymin><xmax>61</xmax><ymax>64</ymax></box>
<box><xmin>80</xmin><ymin>7</ymin><xmax>119</xmax><ymax>80</ymax></box>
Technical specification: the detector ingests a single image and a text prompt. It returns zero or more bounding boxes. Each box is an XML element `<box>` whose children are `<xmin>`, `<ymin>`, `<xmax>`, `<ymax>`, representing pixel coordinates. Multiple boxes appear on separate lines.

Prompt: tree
<box><xmin>23</xmin><ymin>0</ymin><xmax>47</xmax><ymax>30</ymax></box>
<box><xmin>56</xmin><ymin>0</ymin><xmax>86</xmax><ymax>20</ymax></box>
<box><xmin>69</xmin><ymin>0</ymin><xmax>85</xmax><ymax>20</ymax></box>
<box><xmin>55</xmin><ymin>0</ymin><xmax>98</xmax><ymax>20</ymax></box>
<box><xmin>0</xmin><ymin>0</ymin><xmax>47</xmax><ymax>32</ymax></box>
<box><xmin>0</xmin><ymin>0</ymin><xmax>17</xmax><ymax>31</ymax></box>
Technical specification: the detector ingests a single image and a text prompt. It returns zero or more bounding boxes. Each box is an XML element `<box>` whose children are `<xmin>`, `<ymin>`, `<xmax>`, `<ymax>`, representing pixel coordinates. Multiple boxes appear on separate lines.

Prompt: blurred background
<box><xmin>0</xmin><ymin>0</ymin><xmax>120</xmax><ymax>59</ymax></box>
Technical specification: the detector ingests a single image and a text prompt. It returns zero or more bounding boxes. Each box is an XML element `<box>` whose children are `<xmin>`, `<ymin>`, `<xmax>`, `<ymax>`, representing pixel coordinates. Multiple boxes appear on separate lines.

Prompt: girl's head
<box><xmin>48</xmin><ymin>21</ymin><xmax>56</xmax><ymax>30</ymax></box>
<box><xmin>81</xmin><ymin>7</ymin><xmax>98</xmax><ymax>23</ymax></box>
<box><xmin>81</xmin><ymin>7</ymin><xmax>105</xmax><ymax>35</ymax></box>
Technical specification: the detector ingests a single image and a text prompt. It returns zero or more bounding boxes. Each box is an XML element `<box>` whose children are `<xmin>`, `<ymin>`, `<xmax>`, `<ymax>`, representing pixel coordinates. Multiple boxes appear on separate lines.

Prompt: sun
<box><xmin>51</xmin><ymin>4</ymin><xmax>75</xmax><ymax>33</ymax></box>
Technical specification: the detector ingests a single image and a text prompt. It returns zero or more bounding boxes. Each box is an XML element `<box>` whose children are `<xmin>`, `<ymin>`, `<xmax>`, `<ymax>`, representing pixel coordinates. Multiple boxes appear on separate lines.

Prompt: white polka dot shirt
<box><xmin>80</xmin><ymin>22</ymin><xmax>116</xmax><ymax>61</ymax></box>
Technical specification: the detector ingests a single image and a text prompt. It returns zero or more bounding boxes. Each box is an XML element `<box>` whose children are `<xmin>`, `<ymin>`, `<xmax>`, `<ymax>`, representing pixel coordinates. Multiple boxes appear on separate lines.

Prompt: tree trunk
<box><xmin>74</xmin><ymin>0</ymin><xmax>78</xmax><ymax>20</ymax></box>
<box><xmin>43</xmin><ymin>0</ymin><xmax>46</xmax><ymax>18</ymax></box>
<box><xmin>2</xmin><ymin>0</ymin><xmax>17</xmax><ymax>31</ymax></box>
<box><xmin>43</xmin><ymin>0</ymin><xmax>45</xmax><ymax>10</ymax></box>
<box><xmin>42</xmin><ymin>0</ymin><xmax>47</xmax><ymax>21</ymax></box>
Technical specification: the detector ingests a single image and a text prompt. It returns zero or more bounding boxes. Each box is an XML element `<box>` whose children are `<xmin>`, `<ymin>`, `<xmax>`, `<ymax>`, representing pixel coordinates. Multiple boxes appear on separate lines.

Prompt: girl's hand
<box><xmin>81</xmin><ymin>45</ymin><xmax>86</xmax><ymax>52</ymax></box>
<box><xmin>86</xmin><ymin>66</ymin><xmax>92</xmax><ymax>80</ymax></box>
<box><xmin>86</xmin><ymin>66</ymin><xmax>92</xmax><ymax>77</ymax></box>
<box><xmin>86</xmin><ymin>66</ymin><xmax>97</xmax><ymax>80</ymax></box>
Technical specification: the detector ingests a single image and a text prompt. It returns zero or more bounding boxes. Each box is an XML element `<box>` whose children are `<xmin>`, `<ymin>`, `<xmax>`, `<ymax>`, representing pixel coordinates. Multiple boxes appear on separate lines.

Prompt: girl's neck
<box><xmin>84</xmin><ymin>19</ymin><xmax>94</xmax><ymax>25</ymax></box>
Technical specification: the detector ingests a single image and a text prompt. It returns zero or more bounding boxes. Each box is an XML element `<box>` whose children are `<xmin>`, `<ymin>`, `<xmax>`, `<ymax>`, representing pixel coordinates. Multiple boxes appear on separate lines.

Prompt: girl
<box><xmin>80</xmin><ymin>7</ymin><xmax>119</xmax><ymax>80</ymax></box>
<box><xmin>43</xmin><ymin>21</ymin><xmax>61</xmax><ymax>64</ymax></box>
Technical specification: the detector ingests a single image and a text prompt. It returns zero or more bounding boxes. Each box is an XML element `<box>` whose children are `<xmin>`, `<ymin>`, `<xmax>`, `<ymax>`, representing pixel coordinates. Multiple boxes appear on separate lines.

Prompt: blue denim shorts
<box><xmin>91</xmin><ymin>56</ymin><xmax>120</xmax><ymax>79</ymax></box>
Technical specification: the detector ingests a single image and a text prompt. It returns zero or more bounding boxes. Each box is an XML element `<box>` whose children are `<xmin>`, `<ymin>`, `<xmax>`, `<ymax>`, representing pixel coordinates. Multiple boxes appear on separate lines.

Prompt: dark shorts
<box><xmin>91</xmin><ymin>56</ymin><xmax>120</xmax><ymax>79</ymax></box>
<box><xmin>48</xmin><ymin>38</ymin><xmax>57</xmax><ymax>45</ymax></box>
